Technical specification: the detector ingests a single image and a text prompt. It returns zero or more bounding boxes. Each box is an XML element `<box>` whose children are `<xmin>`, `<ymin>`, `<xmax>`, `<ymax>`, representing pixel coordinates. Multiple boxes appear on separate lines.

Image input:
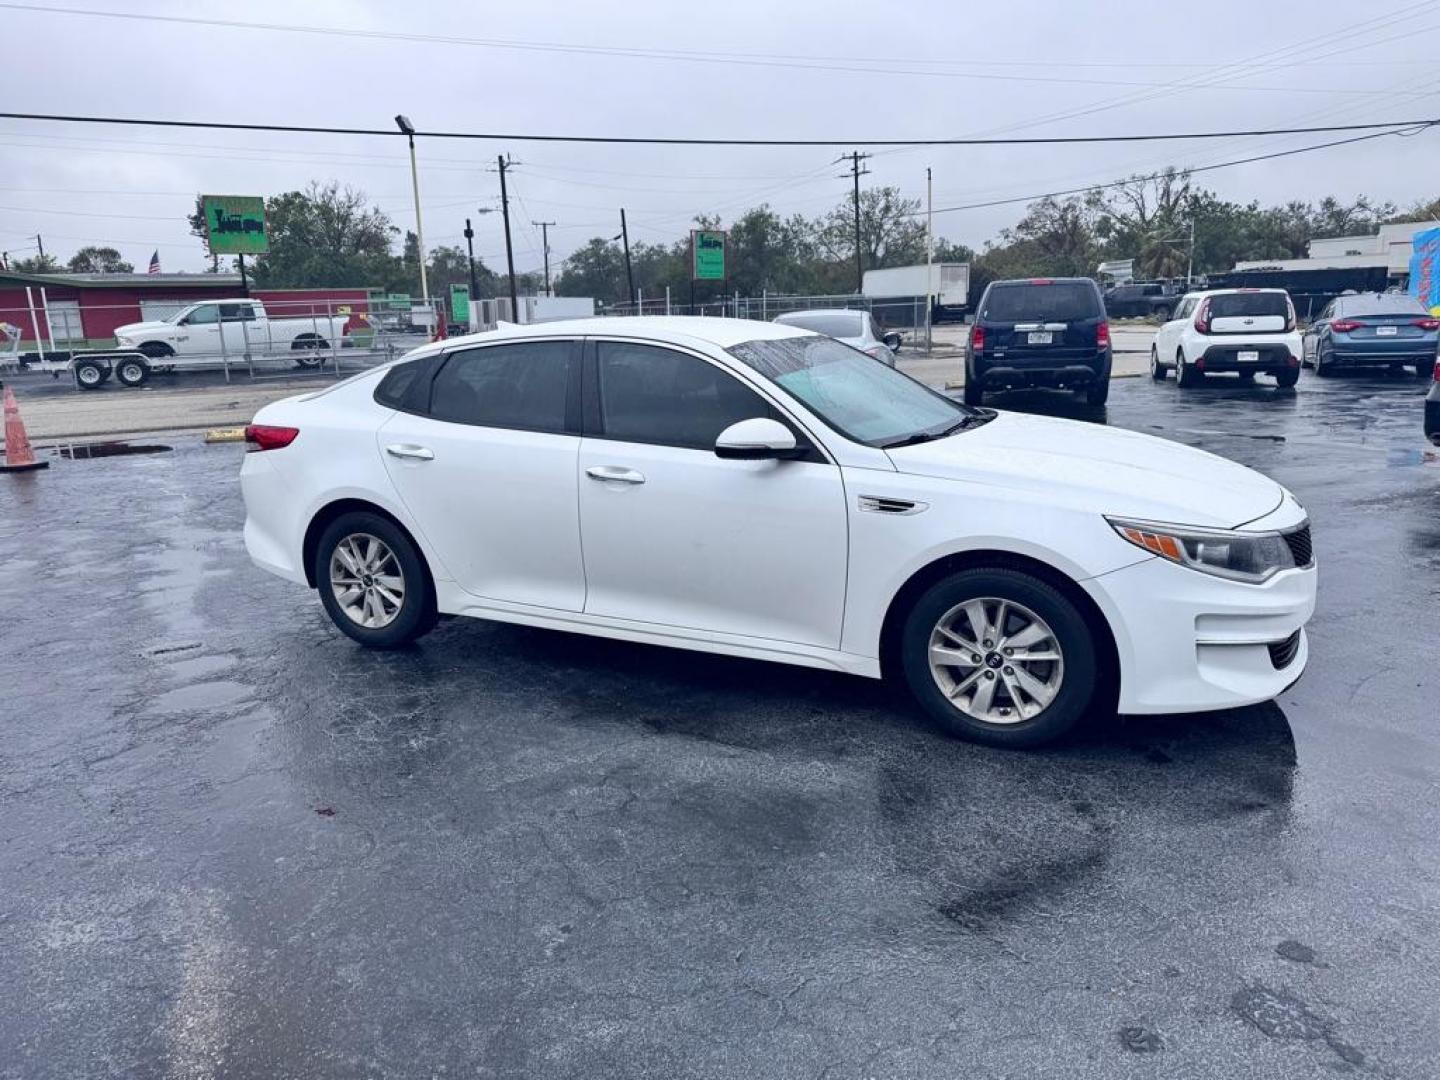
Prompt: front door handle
<box><xmin>586</xmin><ymin>465</ymin><xmax>645</xmax><ymax>485</ymax></box>
<box><xmin>386</xmin><ymin>443</ymin><xmax>434</xmax><ymax>461</ymax></box>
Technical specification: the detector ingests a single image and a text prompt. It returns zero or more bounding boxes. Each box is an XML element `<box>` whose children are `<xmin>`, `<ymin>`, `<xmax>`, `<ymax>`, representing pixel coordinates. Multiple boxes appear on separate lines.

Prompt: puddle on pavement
<box><xmin>53</xmin><ymin>441</ymin><xmax>173</xmax><ymax>460</ymax></box>
<box><xmin>147</xmin><ymin>680</ymin><xmax>253</xmax><ymax>714</ymax></box>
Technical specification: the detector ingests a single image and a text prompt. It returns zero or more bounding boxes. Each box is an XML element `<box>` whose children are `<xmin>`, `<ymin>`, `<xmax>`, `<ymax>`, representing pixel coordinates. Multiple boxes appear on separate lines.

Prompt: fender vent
<box><xmin>857</xmin><ymin>495</ymin><xmax>927</xmax><ymax>515</ymax></box>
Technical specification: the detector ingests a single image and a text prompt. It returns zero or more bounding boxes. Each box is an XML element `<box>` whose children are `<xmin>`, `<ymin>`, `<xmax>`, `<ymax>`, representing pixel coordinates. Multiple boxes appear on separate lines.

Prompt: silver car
<box><xmin>773</xmin><ymin>309</ymin><xmax>901</xmax><ymax>365</ymax></box>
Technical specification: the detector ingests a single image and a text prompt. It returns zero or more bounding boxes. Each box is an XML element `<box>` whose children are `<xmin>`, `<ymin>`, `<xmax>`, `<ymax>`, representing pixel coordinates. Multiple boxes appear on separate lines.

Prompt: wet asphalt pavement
<box><xmin>3</xmin><ymin>371</ymin><xmax>1438</xmax><ymax>1079</ymax></box>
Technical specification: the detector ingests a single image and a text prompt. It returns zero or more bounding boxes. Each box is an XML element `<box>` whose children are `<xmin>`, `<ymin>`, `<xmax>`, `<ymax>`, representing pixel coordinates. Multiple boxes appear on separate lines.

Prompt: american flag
<box><xmin>147</xmin><ymin>250</ymin><xmax>161</xmax><ymax>275</ymax></box>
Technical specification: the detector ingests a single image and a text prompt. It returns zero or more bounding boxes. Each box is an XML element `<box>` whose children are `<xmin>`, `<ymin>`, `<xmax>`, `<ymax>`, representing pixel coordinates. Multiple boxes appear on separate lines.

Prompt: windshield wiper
<box><xmin>880</xmin><ymin>413</ymin><xmax>989</xmax><ymax>449</ymax></box>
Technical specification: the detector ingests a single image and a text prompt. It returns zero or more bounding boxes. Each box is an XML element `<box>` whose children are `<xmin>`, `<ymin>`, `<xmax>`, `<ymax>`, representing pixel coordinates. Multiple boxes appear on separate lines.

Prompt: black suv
<box><xmin>965</xmin><ymin>278</ymin><xmax>1112</xmax><ymax>406</ymax></box>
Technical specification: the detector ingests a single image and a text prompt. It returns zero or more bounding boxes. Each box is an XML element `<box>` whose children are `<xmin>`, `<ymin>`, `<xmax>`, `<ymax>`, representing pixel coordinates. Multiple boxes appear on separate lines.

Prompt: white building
<box><xmin>1233</xmin><ymin>221</ymin><xmax>1436</xmax><ymax>278</ymax></box>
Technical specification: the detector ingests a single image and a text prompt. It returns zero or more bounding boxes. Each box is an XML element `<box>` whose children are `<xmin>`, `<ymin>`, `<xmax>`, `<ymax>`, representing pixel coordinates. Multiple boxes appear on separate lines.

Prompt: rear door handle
<box><xmin>586</xmin><ymin>465</ymin><xmax>645</xmax><ymax>485</ymax></box>
<box><xmin>386</xmin><ymin>443</ymin><xmax>434</xmax><ymax>461</ymax></box>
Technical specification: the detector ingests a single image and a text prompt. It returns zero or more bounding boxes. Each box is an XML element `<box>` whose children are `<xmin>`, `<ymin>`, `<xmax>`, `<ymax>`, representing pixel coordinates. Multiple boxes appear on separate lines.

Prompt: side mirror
<box><xmin>882</xmin><ymin>331</ymin><xmax>903</xmax><ymax>352</ymax></box>
<box><xmin>714</xmin><ymin>417</ymin><xmax>800</xmax><ymax>460</ymax></box>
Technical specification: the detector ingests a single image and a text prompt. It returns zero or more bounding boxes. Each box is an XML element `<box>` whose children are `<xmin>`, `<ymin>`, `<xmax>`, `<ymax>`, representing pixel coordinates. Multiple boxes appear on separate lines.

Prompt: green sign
<box><xmin>201</xmin><ymin>195</ymin><xmax>269</xmax><ymax>255</ymax></box>
<box><xmin>691</xmin><ymin>229</ymin><xmax>726</xmax><ymax>281</ymax></box>
<box><xmin>450</xmin><ymin>283</ymin><xmax>471</xmax><ymax>323</ymax></box>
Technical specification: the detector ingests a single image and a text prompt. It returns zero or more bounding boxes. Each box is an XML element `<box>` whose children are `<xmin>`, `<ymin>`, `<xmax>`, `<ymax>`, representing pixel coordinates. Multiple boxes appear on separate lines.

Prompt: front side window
<box><xmin>729</xmin><ymin>335</ymin><xmax>977</xmax><ymax>447</ymax></box>
<box><xmin>183</xmin><ymin>304</ymin><xmax>220</xmax><ymax>325</ymax></box>
<box><xmin>428</xmin><ymin>341</ymin><xmax>573</xmax><ymax>433</ymax></box>
<box><xmin>596</xmin><ymin>341</ymin><xmax>772</xmax><ymax>450</ymax></box>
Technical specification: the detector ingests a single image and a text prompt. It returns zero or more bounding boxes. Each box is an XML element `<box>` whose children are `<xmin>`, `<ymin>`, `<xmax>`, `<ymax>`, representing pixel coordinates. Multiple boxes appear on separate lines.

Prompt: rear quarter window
<box><xmin>374</xmin><ymin>360</ymin><xmax>423</xmax><ymax>409</ymax></box>
<box><xmin>983</xmin><ymin>282</ymin><xmax>1101</xmax><ymax>321</ymax></box>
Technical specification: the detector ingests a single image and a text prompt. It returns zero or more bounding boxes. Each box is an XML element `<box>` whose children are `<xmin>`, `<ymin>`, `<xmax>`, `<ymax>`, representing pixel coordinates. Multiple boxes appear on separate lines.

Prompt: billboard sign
<box><xmin>201</xmin><ymin>195</ymin><xmax>269</xmax><ymax>255</ymax></box>
<box><xmin>691</xmin><ymin>230</ymin><xmax>726</xmax><ymax>281</ymax></box>
<box><xmin>450</xmin><ymin>283</ymin><xmax>471</xmax><ymax>323</ymax></box>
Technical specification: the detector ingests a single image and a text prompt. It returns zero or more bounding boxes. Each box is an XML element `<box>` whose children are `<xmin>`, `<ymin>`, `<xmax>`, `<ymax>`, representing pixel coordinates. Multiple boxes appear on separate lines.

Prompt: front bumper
<box><xmin>1084</xmin><ymin>555</ymin><xmax>1316</xmax><ymax>715</ymax></box>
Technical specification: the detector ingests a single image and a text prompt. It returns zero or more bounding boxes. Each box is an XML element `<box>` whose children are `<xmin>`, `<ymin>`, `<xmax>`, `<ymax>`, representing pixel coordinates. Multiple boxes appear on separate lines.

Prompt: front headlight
<box><xmin>1106</xmin><ymin>516</ymin><xmax>1297</xmax><ymax>583</ymax></box>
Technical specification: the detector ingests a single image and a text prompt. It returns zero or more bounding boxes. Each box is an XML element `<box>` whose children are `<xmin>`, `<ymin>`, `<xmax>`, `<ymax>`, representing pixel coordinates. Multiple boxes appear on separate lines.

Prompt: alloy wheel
<box><xmin>329</xmin><ymin>533</ymin><xmax>406</xmax><ymax>629</ymax></box>
<box><xmin>927</xmin><ymin>597</ymin><xmax>1065</xmax><ymax>725</ymax></box>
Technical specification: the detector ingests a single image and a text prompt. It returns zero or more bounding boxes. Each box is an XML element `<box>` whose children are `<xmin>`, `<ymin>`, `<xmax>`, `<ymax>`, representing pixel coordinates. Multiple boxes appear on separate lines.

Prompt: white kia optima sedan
<box><xmin>242</xmin><ymin>317</ymin><xmax>1316</xmax><ymax>748</ymax></box>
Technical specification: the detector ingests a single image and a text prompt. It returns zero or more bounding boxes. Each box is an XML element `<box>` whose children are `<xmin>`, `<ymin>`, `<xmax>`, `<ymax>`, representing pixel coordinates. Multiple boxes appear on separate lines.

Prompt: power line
<box><xmin>2</xmin><ymin>110</ymin><xmax>1437</xmax><ymax>147</ymax></box>
<box><xmin>0</xmin><ymin>3</ymin><xmax>1420</xmax><ymax>93</ymax></box>
<box><xmin>922</xmin><ymin>124</ymin><xmax>1434</xmax><ymax>216</ymax></box>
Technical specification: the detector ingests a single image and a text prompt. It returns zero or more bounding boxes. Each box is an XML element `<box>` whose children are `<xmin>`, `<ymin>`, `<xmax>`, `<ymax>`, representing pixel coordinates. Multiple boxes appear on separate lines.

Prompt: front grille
<box><xmin>1281</xmin><ymin>524</ymin><xmax>1313</xmax><ymax>568</ymax></box>
<box><xmin>1268</xmin><ymin>629</ymin><xmax>1302</xmax><ymax>670</ymax></box>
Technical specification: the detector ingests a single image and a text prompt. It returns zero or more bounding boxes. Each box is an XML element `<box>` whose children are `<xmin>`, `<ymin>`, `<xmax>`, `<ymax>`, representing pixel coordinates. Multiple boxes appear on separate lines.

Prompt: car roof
<box><xmin>988</xmin><ymin>277</ymin><xmax>1094</xmax><ymax>286</ymax></box>
<box><xmin>1191</xmin><ymin>288</ymin><xmax>1289</xmax><ymax>298</ymax></box>
<box><xmin>402</xmin><ymin>316</ymin><xmax>812</xmax><ymax>361</ymax></box>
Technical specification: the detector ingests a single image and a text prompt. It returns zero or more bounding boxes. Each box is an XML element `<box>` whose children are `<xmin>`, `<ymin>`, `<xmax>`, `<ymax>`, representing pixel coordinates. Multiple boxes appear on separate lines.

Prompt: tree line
<box><xmin>7</xmin><ymin>172</ymin><xmax>1437</xmax><ymax>303</ymax></box>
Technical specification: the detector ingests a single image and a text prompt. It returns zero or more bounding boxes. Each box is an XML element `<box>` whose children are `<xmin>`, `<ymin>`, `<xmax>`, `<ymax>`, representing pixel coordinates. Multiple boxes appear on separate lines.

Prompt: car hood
<box><xmin>113</xmin><ymin>320</ymin><xmax>173</xmax><ymax>337</ymax></box>
<box><xmin>885</xmin><ymin>409</ymin><xmax>1283</xmax><ymax>528</ymax></box>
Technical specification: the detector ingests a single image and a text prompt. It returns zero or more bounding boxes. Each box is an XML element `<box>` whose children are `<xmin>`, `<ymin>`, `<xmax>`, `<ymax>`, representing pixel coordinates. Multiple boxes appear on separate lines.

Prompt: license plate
<box><xmin>1238</xmin><ymin>350</ymin><xmax>1259</xmax><ymax>363</ymax></box>
<box><xmin>1027</xmin><ymin>331</ymin><xmax>1052</xmax><ymax>344</ymax></box>
<box><xmin>1377</xmin><ymin>325</ymin><xmax>1398</xmax><ymax>336</ymax></box>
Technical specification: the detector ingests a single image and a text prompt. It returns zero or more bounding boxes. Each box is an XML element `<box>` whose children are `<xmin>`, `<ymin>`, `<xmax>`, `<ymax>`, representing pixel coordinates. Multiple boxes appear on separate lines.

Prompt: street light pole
<box><xmin>620</xmin><ymin>208</ymin><xmax>635</xmax><ymax>309</ymax></box>
<box><xmin>394</xmin><ymin>115</ymin><xmax>428</xmax><ymax>305</ymax></box>
<box><xmin>463</xmin><ymin>217</ymin><xmax>479</xmax><ymax>306</ymax></box>
<box><xmin>532</xmin><ymin>220</ymin><xmax>556</xmax><ymax>296</ymax></box>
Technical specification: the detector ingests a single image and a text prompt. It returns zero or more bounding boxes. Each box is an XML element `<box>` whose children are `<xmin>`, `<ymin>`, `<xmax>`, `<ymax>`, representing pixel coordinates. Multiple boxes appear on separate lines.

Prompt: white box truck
<box><xmin>862</xmin><ymin>262</ymin><xmax>970</xmax><ymax>324</ymax></box>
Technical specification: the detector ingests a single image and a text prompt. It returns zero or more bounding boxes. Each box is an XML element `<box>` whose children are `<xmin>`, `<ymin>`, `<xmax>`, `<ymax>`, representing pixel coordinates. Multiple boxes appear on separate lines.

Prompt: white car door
<box><xmin>577</xmin><ymin>339</ymin><xmax>849</xmax><ymax>648</ymax></box>
<box><xmin>1155</xmin><ymin>298</ymin><xmax>1190</xmax><ymax>360</ymax></box>
<box><xmin>378</xmin><ymin>338</ymin><xmax>587</xmax><ymax>611</ymax></box>
<box><xmin>177</xmin><ymin>302</ymin><xmax>222</xmax><ymax>353</ymax></box>
<box><xmin>218</xmin><ymin>302</ymin><xmax>258</xmax><ymax>355</ymax></box>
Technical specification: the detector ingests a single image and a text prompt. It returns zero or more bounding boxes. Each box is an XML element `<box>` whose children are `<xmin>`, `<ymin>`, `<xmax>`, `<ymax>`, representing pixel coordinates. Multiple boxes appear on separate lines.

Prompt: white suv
<box><xmin>1150</xmin><ymin>289</ymin><xmax>1302</xmax><ymax>388</ymax></box>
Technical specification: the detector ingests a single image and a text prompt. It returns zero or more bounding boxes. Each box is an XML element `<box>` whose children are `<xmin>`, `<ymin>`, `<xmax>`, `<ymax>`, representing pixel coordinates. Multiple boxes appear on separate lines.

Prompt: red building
<box><xmin>0</xmin><ymin>270</ymin><xmax>373</xmax><ymax>352</ymax></box>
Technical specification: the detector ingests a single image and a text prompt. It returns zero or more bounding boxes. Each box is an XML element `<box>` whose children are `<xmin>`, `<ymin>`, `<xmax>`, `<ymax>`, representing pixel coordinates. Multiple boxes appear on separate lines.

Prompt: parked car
<box><xmin>242</xmin><ymin>317</ymin><xmax>1316</xmax><ymax>750</ymax></box>
<box><xmin>1426</xmin><ymin>358</ymin><xmax>1440</xmax><ymax>445</ymax></box>
<box><xmin>1302</xmin><ymin>292</ymin><xmax>1440</xmax><ymax>377</ymax></box>
<box><xmin>1103</xmin><ymin>282</ymin><xmax>1185</xmax><ymax>321</ymax></box>
<box><xmin>772</xmin><ymin>309</ymin><xmax>900</xmax><ymax>365</ymax></box>
<box><xmin>1150</xmin><ymin>288</ymin><xmax>1302</xmax><ymax>388</ymax></box>
<box><xmin>964</xmin><ymin>278</ymin><xmax>1112</xmax><ymax>406</ymax></box>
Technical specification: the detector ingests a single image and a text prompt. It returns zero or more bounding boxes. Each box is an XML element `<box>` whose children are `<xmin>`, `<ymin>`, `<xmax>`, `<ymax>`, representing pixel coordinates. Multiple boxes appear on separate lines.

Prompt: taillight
<box><xmin>1096</xmin><ymin>321</ymin><xmax>1110</xmax><ymax>348</ymax></box>
<box><xmin>1413</xmin><ymin>318</ymin><xmax>1440</xmax><ymax>331</ymax></box>
<box><xmin>1330</xmin><ymin>319</ymin><xmax>1364</xmax><ymax>333</ymax></box>
<box><xmin>1284</xmin><ymin>297</ymin><xmax>1297</xmax><ymax>333</ymax></box>
<box><xmin>1434</xmin><ymin>358</ymin><xmax>1440</xmax><ymax>381</ymax></box>
<box><xmin>244</xmin><ymin>424</ymin><xmax>299</xmax><ymax>451</ymax></box>
<box><xmin>970</xmin><ymin>324</ymin><xmax>985</xmax><ymax>353</ymax></box>
<box><xmin>1193</xmin><ymin>298</ymin><xmax>1211</xmax><ymax>334</ymax></box>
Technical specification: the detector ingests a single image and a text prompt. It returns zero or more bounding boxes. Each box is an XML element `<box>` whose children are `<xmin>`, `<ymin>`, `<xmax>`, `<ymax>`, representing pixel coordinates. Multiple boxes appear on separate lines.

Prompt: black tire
<box><xmin>73</xmin><ymin>359</ymin><xmax>108</xmax><ymax>390</ymax></box>
<box><xmin>1150</xmin><ymin>345</ymin><xmax>1166</xmax><ymax>381</ymax></box>
<box><xmin>1275</xmin><ymin>367</ymin><xmax>1300</xmax><ymax>388</ymax></box>
<box><xmin>963</xmin><ymin>379</ymin><xmax>984</xmax><ymax>406</ymax></box>
<box><xmin>1084</xmin><ymin>376</ymin><xmax>1110</xmax><ymax>405</ymax></box>
<box><xmin>314</xmin><ymin>511</ymin><xmax>437</xmax><ymax>648</ymax></box>
<box><xmin>292</xmin><ymin>335</ymin><xmax>329</xmax><ymax>368</ymax></box>
<box><xmin>900</xmin><ymin>567</ymin><xmax>1098</xmax><ymax>749</ymax></box>
<box><xmin>114</xmin><ymin>356</ymin><xmax>150</xmax><ymax>388</ymax></box>
<box><xmin>1176</xmin><ymin>349</ymin><xmax>1203</xmax><ymax>388</ymax></box>
<box><xmin>1314</xmin><ymin>346</ymin><xmax>1335</xmax><ymax>377</ymax></box>
<box><xmin>138</xmin><ymin>342</ymin><xmax>174</xmax><ymax>359</ymax></box>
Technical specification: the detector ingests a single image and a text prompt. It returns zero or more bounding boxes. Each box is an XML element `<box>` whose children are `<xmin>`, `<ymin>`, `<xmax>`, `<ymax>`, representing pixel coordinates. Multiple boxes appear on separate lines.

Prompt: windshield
<box><xmin>982</xmin><ymin>282</ymin><xmax>1099</xmax><ymax>321</ymax></box>
<box><xmin>1209</xmin><ymin>292</ymin><xmax>1289</xmax><ymax>318</ymax></box>
<box><xmin>1337</xmin><ymin>293</ymin><xmax>1426</xmax><ymax>316</ymax></box>
<box><xmin>774</xmin><ymin>311</ymin><xmax>865</xmax><ymax>338</ymax></box>
<box><xmin>728</xmin><ymin>336</ymin><xmax>978</xmax><ymax>447</ymax></box>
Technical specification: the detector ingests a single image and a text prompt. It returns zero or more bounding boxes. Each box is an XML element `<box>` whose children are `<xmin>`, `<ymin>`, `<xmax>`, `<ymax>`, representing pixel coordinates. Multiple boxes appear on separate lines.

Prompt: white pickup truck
<box><xmin>113</xmin><ymin>298</ymin><xmax>346</xmax><ymax>366</ymax></box>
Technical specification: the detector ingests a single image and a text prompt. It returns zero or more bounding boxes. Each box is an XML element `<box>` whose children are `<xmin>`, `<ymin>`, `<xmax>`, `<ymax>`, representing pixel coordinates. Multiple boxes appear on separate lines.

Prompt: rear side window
<box><xmin>983</xmin><ymin>283</ymin><xmax>1100</xmax><ymax>321</ymax></box>
<box><xmin>596</xmin><ymin>341</ymin><xmax>772</xmax><ymax>450</ymax></box>
<box><xmin>1209</xmin><ymin>293</ymin><xmax>1289</xmax><ymax>318</ymax></box>
<box><xmin>429</xmin><ymin>341</ymin><xmax>574</xmax><ymax>433</ymax></box>
<box><xmin>776</xmin><ymin>312</ymin><xmax>865</xmax><ymax>338</ymax></box>
<box><xmin>374</xmin><ymin>360</ymin><xmax>423</xmax><ymax>409</ymax></box>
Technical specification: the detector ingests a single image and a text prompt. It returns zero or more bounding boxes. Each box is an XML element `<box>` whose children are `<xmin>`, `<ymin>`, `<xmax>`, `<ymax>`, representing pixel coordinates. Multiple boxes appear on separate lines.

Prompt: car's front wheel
<box><xmin>314</xmin><ymin>512</ymin><xmax>437</xmax><ymax>647</ymax></box>
<box><xmin>900</xmin><ymin>567</ymin><xmax>1098</xmax><ymax>748</ymax></box>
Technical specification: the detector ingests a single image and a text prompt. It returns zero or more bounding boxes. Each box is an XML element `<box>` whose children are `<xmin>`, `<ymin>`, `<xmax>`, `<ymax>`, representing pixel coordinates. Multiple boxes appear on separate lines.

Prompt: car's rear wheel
<box><xmin>1150</xmin><ymin>346</ymin><xmax>1165</xmax><ymax>381</ymax></box>
<box><xmin>114</xmin><ymin>356</ymin><xmax>150</xmax><ymax>387</ymax></box>
<box><xmin>315</xmin><ymin>512</ymin><xmax>437</xmax><ymax>648</ymax></box>
<box><xmin>1084</xmin><ymin>376</ymin><xmax>1109</xmax><ymax>405</ymax></box>
<box><xmin>900</xmin><ymin>567</ymin><xmax>1097</xmax><ymax>748</ymax></box>
<box><xmin>1275</xmin><ymin>367</ymin><xmax>1300</xmax><ymax>388</ymax></box>
<box><xmin>1314</xmin><ymin>346</ymin><xmax>1334</xmax><ymax>377</ymax></box>
<box><xmin>1176</xmin><ymin>349</ymin><xmax>1203</xmax><ymax>388</ymax></box>
<box><xmin>963</xmin><ymin>378</ymin><xmax>984</xmax><ymax>406</ymax></box>
<box><xmin>73</xmin><ymin>359</ymin><xmax>108</xmax><ymax>389</ymax></box>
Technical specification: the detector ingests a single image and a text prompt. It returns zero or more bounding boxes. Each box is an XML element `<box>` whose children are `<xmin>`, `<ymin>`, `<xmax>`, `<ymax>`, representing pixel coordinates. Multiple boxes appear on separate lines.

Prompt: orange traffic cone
<box><xmin>1</xmin><ymin>382</ymin><xmax>48</xmax><ymax>473</ymax></box>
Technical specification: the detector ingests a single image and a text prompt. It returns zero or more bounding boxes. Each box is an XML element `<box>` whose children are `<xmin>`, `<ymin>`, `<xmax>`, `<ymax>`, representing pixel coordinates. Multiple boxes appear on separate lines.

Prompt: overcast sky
<box><xmin>2</xmin><ymin>0</ymin><xmax>1438</xmax><ymax>277</ymax></box>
